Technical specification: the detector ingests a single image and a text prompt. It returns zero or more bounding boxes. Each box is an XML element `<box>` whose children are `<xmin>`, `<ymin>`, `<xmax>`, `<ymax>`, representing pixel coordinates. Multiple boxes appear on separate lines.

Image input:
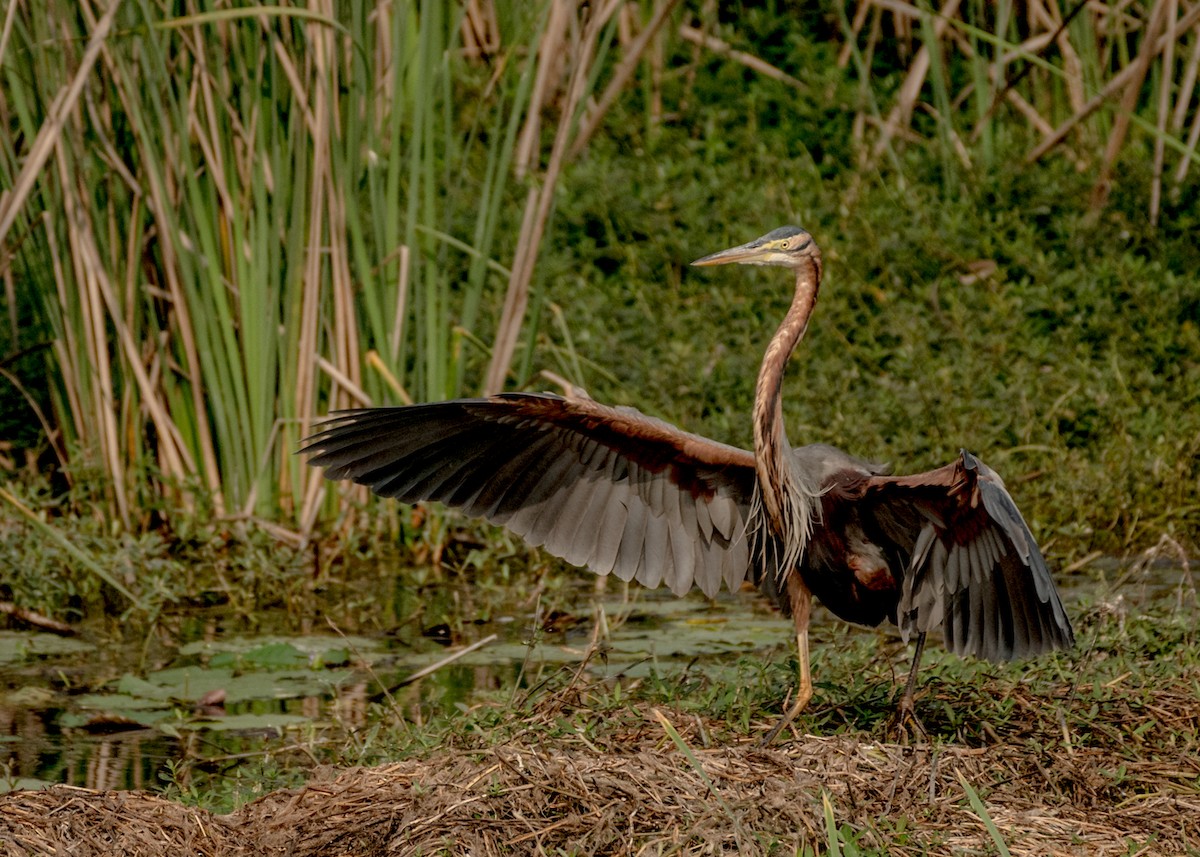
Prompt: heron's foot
<box><xmin>887</xmin><ymin>692</ymin><xmax>927</xmax><ymax>743</ymax></box>
<box><xmin>760</xmin><ymin>686</ymin><xmax>813</xmax><ymax>747</ymax></box>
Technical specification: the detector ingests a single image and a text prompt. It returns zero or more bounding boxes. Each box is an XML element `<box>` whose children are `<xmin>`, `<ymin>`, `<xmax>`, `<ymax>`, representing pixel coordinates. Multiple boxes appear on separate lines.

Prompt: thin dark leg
<box><xmin>900</xmin><ymin>631</ymin><xmax>927</xmax><ymax>711</ymax></box>
<box><xmin>892</xmin><ymin>631</ymin><xmax>927</xmax><ymax>740</ymax></box>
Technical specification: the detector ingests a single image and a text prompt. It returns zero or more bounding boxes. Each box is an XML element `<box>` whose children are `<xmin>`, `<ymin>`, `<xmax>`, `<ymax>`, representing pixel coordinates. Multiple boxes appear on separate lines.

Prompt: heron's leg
<box><xmin>761</xmin><ymin>576</ymin><xmax>813</xmax><ymax>745</ymax></box>
<box><xmin>891</xmin><ymin>631</ymin><xmax>928</xmax><ymax>740</ymax></box>
<box><xmin>899</xmin><ymin>631</ymin><xmax>927</xmax><ymax>712</ymax></box>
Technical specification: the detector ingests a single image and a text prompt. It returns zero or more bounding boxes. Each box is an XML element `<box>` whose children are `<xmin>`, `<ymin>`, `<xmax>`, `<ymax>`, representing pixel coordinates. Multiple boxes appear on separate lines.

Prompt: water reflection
<box><xmin>0</xmin><ymin>665</ymin><xmax>498</xmax><ymax>794</ymax></box>
<box><xmin>0</xmin><ymin>573</ymin><xmax>702</xmax><ymax>794</ymax></box>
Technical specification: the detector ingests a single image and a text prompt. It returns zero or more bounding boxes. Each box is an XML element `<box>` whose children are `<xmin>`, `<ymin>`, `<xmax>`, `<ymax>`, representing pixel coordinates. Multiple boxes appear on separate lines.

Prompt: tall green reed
<box><xmin>0</xmin><ymin>0</ymin><xmax>607</xmax><ymax>533</ymax></box>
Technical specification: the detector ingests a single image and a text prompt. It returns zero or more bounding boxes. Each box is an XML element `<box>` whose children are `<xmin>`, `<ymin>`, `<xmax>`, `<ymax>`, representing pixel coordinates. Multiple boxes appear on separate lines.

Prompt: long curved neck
<box><xmin>752</xmin><ymin>254</ymin><xmax>822</xmax><ymax>535</ymax></box>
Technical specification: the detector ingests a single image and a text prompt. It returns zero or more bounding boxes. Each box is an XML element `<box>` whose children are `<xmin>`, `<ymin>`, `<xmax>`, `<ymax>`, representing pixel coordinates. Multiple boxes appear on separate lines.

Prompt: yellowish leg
<box><xmin>762</xmin><ymin>577</ymin><xmax>814</xmax><ymax>745</ymax></box>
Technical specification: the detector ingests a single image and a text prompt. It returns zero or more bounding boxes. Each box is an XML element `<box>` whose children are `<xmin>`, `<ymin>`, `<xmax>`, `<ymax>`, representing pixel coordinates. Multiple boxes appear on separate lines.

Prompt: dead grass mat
<box><xmin>2</xmin><ymin>719</ymin><xmax>1197</xmax><ymax>857</ymax></box>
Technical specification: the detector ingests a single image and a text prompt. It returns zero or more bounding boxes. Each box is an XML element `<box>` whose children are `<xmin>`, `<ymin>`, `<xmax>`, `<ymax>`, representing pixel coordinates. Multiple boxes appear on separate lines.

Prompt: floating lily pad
<box><xmin>0</xmin><ymin>776</ymin><xmax>56</xmax><ymax>794</ymax></box>
<box><xmin>0</xmin><ymin>632</ymin><xmax>95</xmax><ymax>664</ymax></box>
<box><xmin>210</xmin><ymin>642</ymin><xmax>312</xmax><ymax>670</ymax></box>
<box><xmin>129</xmin><ymin>665</ymin><xmax>353</xmax><ymax>704</ymax></box>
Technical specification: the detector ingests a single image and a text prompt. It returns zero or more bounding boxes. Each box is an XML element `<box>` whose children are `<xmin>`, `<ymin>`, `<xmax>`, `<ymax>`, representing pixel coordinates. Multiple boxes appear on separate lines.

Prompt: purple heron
<box><xmin>304</xmin><ymin>226</ymin><xmax>1074</xmax><ymax>738</ymax></box>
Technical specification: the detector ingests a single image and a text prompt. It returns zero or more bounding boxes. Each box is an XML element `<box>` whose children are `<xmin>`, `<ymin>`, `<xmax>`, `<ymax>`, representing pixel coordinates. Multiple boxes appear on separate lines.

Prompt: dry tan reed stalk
<box><xmin>1027</xmin><ymin>1</ymin><xmax>1200</xmax><ymax>162</ymax></box>
<box><xmin>850</xmin><ymin>0</ymin><xmax>1197</xmax><ymax>198</ymax></box>
<box><xmin>84</xmin><ymin>0</ymin><xmax>227</xmax><ymax>516</ymax></box>
<box><xmin>365</xmin><ymin>350</ymin><xmax>411</xmax><ymax>404</ymax></box>
<box><xmin>1090</xmin><ymin>0</ymin><xmax>1171</xmax><ymax>211</ymax></box>
<box><xmin>514</xmin><ymin>0</ymin><xmax>571</xmax><ymax>182</ymax></box>
<box><xmin>87</xmin><ymin>204</ymin><xmax>196</xmax><ymax>484</ymax></box>
<box><xmin>837</xmin><ymin>0</ymin><xmax>874</xmax><ymax>69</ymax></box>
<box><xmin>57</xmin><ymin>149</ymin><xmax>197</xmax><ymax>498</ymax></box>
<box><xmin>0</xmin><ymin>2</ymin><xmax>117</xmax><ymax>246</ymax></box>
<box><xmin>870</xmin><ymin>0</ymin><xmax>963</xmax><ymax>164</ymax></box>
<box><xmin>296</xmin><ymin>0</ymin><xmax>367</xmax><ymax>525</ymax></box>
<box><xmin>569</xmin><ymin>0</ymin><xmax>683</xmax><ymax>160</ymax></box>
<box><xmin>1033</xmin><ymin>0</ymin><xmax>1089</xmax><ymax>118</ymax></box>
<box><xmin>484</xmin><ymin>0</ymin><xmax>625</xmax><ymax>396</ymax></box>
<box><xmin>1005</xmin><ymin>86</ymin><xmax>1058</xmax><ymax>137</ymax></box>
<box><xmin>862</xmin><ymin>0</ymin><xmax>926</xmax><ymax>20</ymax></box>
<box><xmin>1175</xmin><ymin>92</ymin><xmax>1200</xmax><ymax>185</ymax></box>
<box><xmin>42</xmin><ymin>216</ymin><xmax>84</xmax><ymax>464</ymax></box>
<box><xmin>1058</xmin><ymin>43</ymin><xmax>1087</xmax><ymax>122</ymax></box>
<box><xmin>1171</xmin><ymin>26</ymin><xmax>1200</xmax><ymax>186</ymax></box>
<box><xmin>485</xmin><ymin>185</ymin><xmax>539</xmax><ymax>396</ymax></box>
<box><xmin>677</xmin><ymin>23</ymin><xmax>806</xmax><ymax>89</ymax></box>
<box><xmin>1170</xmin><ymin>26</ymin><xmax>1200</xmax><ymax>133</ymax></box>
<box><xmin>0</xmin><ymin>601</ymin><xmax>74</xmax><ymax>634</ymax></box>
<box><xmin>649</xmin><ymin>8</ymin><xmax>665</xmax><ymax>124</ymax></box>
<box><xmin>921</xmin><ymin>104</ymin><xmax>974</xmax><ymax>167</ymax></box>
<box><xmin>461</xmin><ymin>0</ymin><xmax>500</xmax><ymax>59</ymax></box>
<box><xmin>0</xmin><ymin>0</ymin><xmax>18</xmax><ymax>67</ymax></box>
<box><xmin>326</xmin><ymin>163</ymin><xmax>362</xmax><ymax>411</ymax></box>
<box><xmin>1150</xmin><ymin>0</ymin><xmax>1179</xmax><ymax>224</ymax></box>
<box><xmin>393</xmin><ymin>633</ymin><xmax>498</xmax><ymax>687</ymax></box>
<box><xmin>55</xmin><ymin>144</ymin><xmax>129</xmax><ymax>527</ymax></box>
<box><xmin>953</xmin><ymin>26</ymin><xmax>1062</xmax><ymax>145</ymax></box>
<box><xmin>189</xmin><ymin>32</ymin><xmax>236</xmax><ymax>240</ymax></box>
<box><xmin>385</xmin><ymin>246</ymin><xmax>409</xmax><ymax>362</ymax></box>
<box><xmin>314</xmin><ymin>357</ymin><xmax>371</xmax><ymax>408</ymax></box>
<box><xmin>298</xmin><ymin>453</ymin><xmax>328</xmax><ymax>537</ymax></box>
<box><xmin>294</xmin><ymin>6</ymin><xmax>335</xmax><ymax>503</ymax></box>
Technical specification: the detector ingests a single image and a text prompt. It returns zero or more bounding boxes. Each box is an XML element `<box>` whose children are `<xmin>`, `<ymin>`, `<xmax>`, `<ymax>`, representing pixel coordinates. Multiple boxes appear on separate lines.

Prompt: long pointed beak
<box><xmin>690</xmin><ymin>239</ymin><xmax>771</xmax><ymax>267</ymax></box>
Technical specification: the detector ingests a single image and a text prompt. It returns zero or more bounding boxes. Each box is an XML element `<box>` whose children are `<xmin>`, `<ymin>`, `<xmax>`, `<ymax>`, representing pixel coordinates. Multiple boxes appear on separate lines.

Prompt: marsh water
<box><xmin>0</xmin><ymin>563</ymin><xmax>793</xmax><ymax>795</ymax></box>
<box><xmin>0</xmin><ymin>555</ymin><xmax>1191</xmax><ymax>796</ymax></box>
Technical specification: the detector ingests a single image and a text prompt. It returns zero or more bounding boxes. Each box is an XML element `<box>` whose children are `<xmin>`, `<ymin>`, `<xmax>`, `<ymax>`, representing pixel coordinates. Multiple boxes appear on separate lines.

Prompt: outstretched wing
<box><xmin>303</xmin><ymin>393</ymin><xmax>759</xmax><ymax>597</ymax></box>
<box><xmin>863</xmin><ymin>451</ymin><xmax>1074</xmax><ymax>662</ymax></box>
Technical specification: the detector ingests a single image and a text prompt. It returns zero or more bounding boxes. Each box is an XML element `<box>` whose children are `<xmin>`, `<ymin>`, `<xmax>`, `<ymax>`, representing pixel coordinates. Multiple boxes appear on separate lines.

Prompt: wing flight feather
<box><xmin>865</xmin><ymin>451</ymin><xmax>1074</xmax><ymax>662</ymax></box>
<box><xmin>304</xmin><ymin>393</ymin><xmax>757</xmax><ymax>598</ymax></box>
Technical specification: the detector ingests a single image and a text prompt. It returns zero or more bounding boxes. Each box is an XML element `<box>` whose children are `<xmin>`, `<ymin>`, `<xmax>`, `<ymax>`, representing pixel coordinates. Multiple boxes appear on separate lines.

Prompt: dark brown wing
<box><xmin>303</xmin><ymin>392</ymin><xmax>758</xmax><ymax>597</ymax></box>
<box><xmin>862</xmin><ymin>451</ymin><xmax>1074</xmax><ymax>662</ymax></box>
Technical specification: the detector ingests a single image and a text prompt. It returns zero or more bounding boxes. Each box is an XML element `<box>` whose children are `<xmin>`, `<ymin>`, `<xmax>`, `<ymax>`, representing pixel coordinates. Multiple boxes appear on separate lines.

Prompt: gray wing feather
<box><xmin>886</xmin><ymin>451</ymin><xmax>1074</xmax><ymax>662</ymax></box>
<box><xmin>639</xmin><ymin>512</ymin><xmax>669</xmax><ymax>590</ymax></box>
<box><xmin>470</xmin><ymin>435</ymin><xmax>552</xmax><ymax>519</ymax></box>
<box><xmin>721</xmin><ymin>499</ymin><xmax>751</xmax><ymax>592</ymax></box>
<box><xmin>967</xmin><ymin>576</ymin><xmax>985</xmax><ymax>658</ymax></box>
<box><xmin>613</xmin><ymin>494</ymin><xmax>649</xmax><ymax>584</ymax></box>
<box><xmin>709</xmin><ymin>493</ymin><xmax>736</xmax><ymax>540</ymax></box>
<box><xmin>945</xmin><ymin>541</ymin><xmax>965</xmax><ymax>592</ymax></box>
<box><xmin>504</xmin><ymin>454</ymin><xmax>579</xmax><ymax>541</ymax></box>
<box><xmin>666</xmin><ymin>487</ymin><xmax>697</xmax><ymax>595</ymax></box>
<box><xmin>585</xmin><ymin>481</ymin><xmax>630</xmax><ymax>573</ymax></box>
<box><xmin>560</xmin><ymin>478</ymin><xmax>613</xmax><ymax>567</ymax></box>
<box><xmin>304</xmin><ymin>396</ymin><xmax>757</xmax><ymax>598</ymax></box>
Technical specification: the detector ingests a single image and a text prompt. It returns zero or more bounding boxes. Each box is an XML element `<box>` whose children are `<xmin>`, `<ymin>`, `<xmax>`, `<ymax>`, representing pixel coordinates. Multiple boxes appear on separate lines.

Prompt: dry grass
<box><xmin>3</xmin><ymin>693</ymin><xmax>1198</xmax><ymax>856</ymax></box>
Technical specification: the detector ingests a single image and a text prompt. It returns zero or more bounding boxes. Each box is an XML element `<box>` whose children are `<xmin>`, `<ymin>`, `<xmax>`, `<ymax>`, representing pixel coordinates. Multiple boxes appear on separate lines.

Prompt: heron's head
<box><xmin>690</xmin><ymin>225</ymin><xmax>818</xmax><ymax>269</ymax></box>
